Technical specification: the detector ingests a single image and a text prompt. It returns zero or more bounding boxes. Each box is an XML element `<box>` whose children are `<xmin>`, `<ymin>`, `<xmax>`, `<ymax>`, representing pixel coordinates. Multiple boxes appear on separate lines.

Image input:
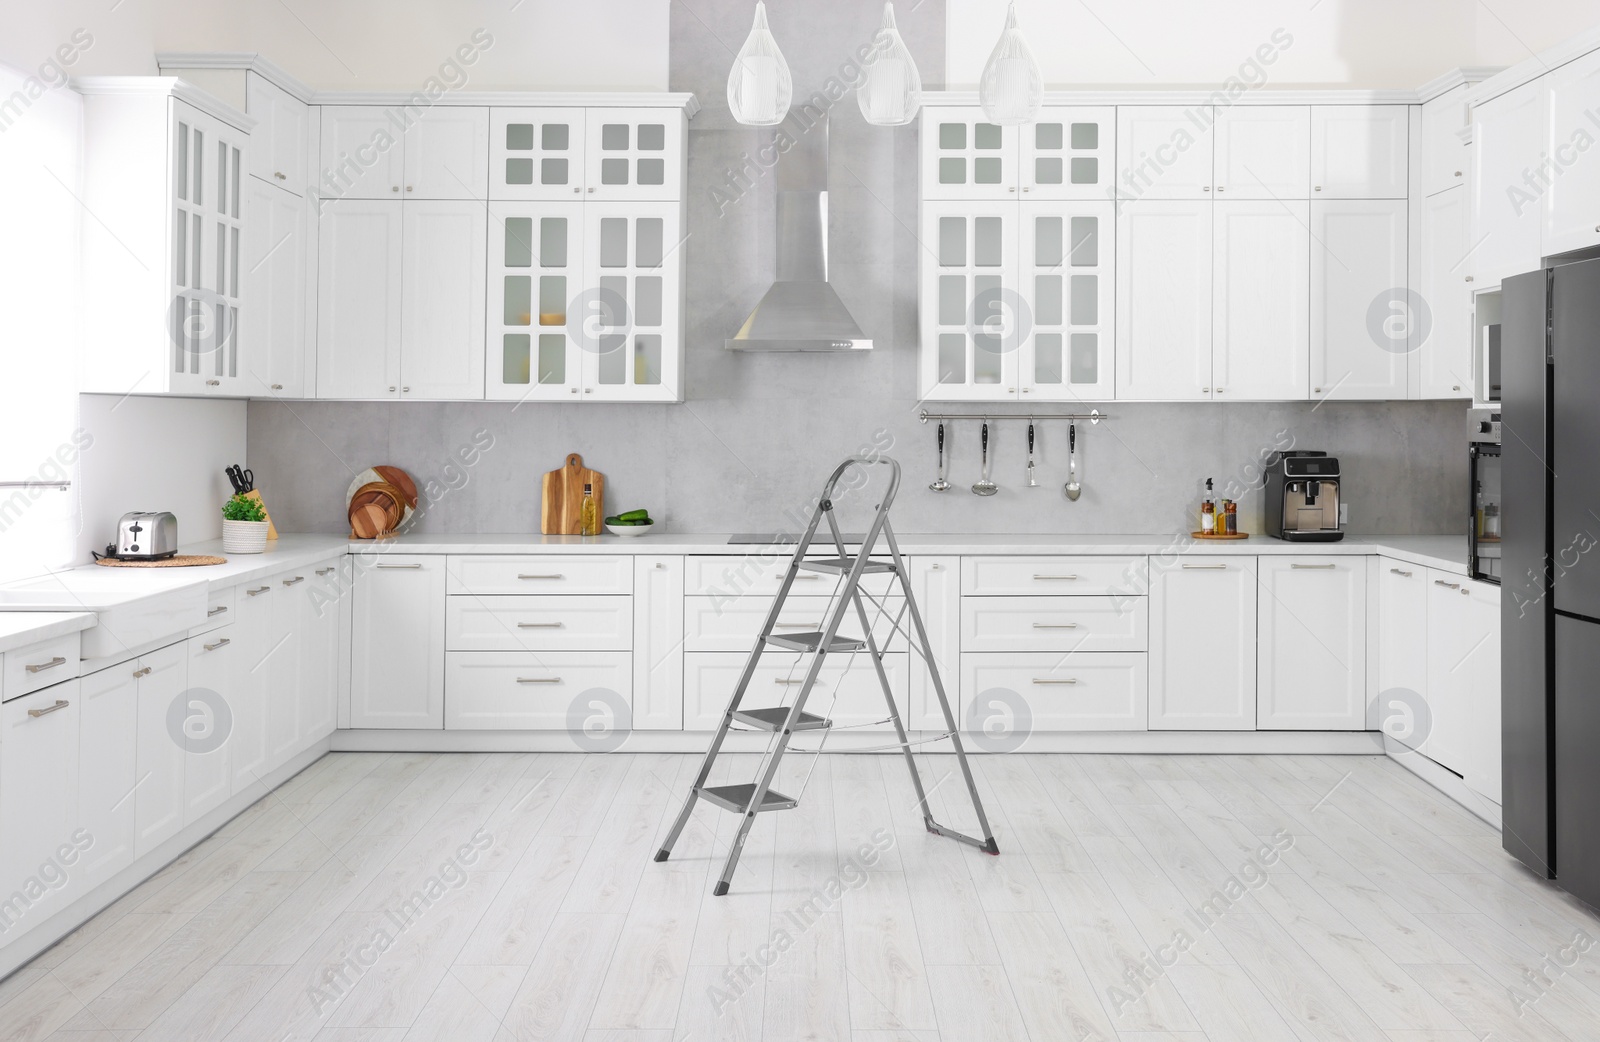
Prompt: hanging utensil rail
<box><xmin>918</xmin><ymin>410</ymin><xmax>1110</xmax><ymax>424</ymax></box>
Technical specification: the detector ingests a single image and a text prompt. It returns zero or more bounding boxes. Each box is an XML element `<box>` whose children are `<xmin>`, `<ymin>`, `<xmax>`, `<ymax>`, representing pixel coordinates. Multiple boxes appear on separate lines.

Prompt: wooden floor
<box><xmin>3</xmin><ymin>750</ymin><xmax>1599</xmax><ymax>1041</ymax></box>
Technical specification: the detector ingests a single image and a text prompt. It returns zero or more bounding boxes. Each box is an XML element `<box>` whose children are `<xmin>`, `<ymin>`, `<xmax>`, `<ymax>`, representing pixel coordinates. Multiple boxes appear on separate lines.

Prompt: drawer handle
<box><xmin>1032</xmin><ymin>623</ymin><xmax>1080</xmax><ymax>629</ymax></box>
<box><xmin>24</xmin><ymin>656</ymin><xmax>67</xmax><ymax>674</ymax></box>
<box><xmin>203</xmin><ymin>638</ymin><xmax>231</xmax><ymax>651</ymax></box>
<box><xmin>518</xmin><ymin>573</ymin><xmax>564</xmax><ymax>580</ymax></box>
<box><xmin>516</xmin><ymin>676</ymin><xmax>562</xmax><ymax>684</ymax></box>
<box><xmin>27</xmin><ymin>699</ymin><xmax>70</xmax><ymax>718</ymax></box>
<box><xmin>794</xmin><ymin>575</ymin><xmax>820</xmax><ymax>580</ymax></box>
<box><xmin>1291</xmin><ymin>563</ymin><xmax>1336</xmax><ymax>570</ymax></box>
<box><xmin>208</xmin><ymin>605</ymin><xmax>228</xmax><ymax>616</ymax></box>
<box><xmin>377</xmin><ymin>564</ymin><xmax>422</xmax><ymax>570</ymax></box>
<box><xmin>773</xmin><ymin>678</ymin><xmax>804</xmax><ymax>685</ymax></box>
<box><xmin>1033</xmin><ymin>574</ymin><xmax>1079</xmax><ymax>580</ymax></box>
<box><xmin>133</xmin><ymin>666</ymin><xmax>152</xmax><ymax>678</ymax></box>
<box><xmin>516</xmin><ymin>622</ymin><xmax>564</xmax><ymax>629</ymax></box>
<box><xmin>247</xmin><ymin>585</ymin><xmax>271</xmax><ymax>595</ymax></box>
<box><xmin>1181</xmin><ymin>563</ymin><xmax>1227</xmax><ymax>569</ymax></box>
<box><xmin>1389</xmin><ymin>568</ymin><xmax>1413</xmax><ymax>577</ymax></box>
<box><xmin>316</xmin><ymin>567</ymin><xmax>336</xmax><ymax>576</ymax></box>
<box><xmin>1434</xmin><ymin>579</ymin><xmax>1461</xmax><ymax>590</ymax></box>
<box><xmin>1032</xmin><ymin>678</ymin><xmax>1079</xmax><ymax>685</ymax></box>
<box><xmin>775</xmin><ymin>621</ymin><xmax>822</xmax><ymax>628</ymax></box>
<box><xmin>282</xmin><ymin>576</ymin><xmax>305</xmax><ymax>586</ymax></box>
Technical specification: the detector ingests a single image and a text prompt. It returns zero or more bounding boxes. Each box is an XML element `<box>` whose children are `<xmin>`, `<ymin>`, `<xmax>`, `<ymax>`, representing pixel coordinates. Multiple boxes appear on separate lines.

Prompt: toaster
<box><xmin>114</xmin><ymin>512</ymin><xmax>179</xmax><ymax>559</ymax></box>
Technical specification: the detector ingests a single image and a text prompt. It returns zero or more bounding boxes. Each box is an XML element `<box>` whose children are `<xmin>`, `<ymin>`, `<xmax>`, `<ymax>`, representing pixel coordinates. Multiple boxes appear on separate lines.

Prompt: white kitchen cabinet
<box><xmin>1375</xmin><ymin>559</ymin><xmax>1429</xmax><ymax>750</ymax></box>
<box><xmin>1421</xmin><ymin>85</ymin><xmax>1470</xmax><ymax>198</ymax></box>
<box><xmin>1148</xmin><ymin>558</ymin><xmax>1257</xmax><ymax>730</ymax></box>
<box><xmin>905</xmin><ymin>557</ymin><xmax>960</xmax><ymax>731</ymax></box>
<box><xmin>1462</xmin><ymin>580</ymin><xmax>1502</xmax><ymax>804</ymax></box>
<box><xmin>1425</xmin><ymin>572</ymin><xmax>1501</xmax><ymax>798</ymax></box>
<box><xmin>265</xmin><ymin>571</ymin><xmax>306</xmax><ymax>766</ymax></box>
<box><xmin>585</xmin><ymin>108</ymin><xmax>685</xmax><ymax>201</ymax></box>
<box><xmin>1542</xmin><ymin>48</ymin><xmax>1600</xmax><ymax>256</ymax></box>
<box><xmin>316</xmin><ymin>199</ymin><xmax>403</xmax><ymax>398</ymax></box>
<box><xmin>1257</xmin><ymin>557</ymin><xmax>1367</xmax><ymax>730</ymax></box>
<box><xmin>1018</xmin><ymin>202</ymin><xmax>1115</xmax><ymax>400</ymax></box>
<box><xmin>445</xmin><ymin>652</ymin><xmax>632</xmax><ymax>731</ymax></box>
<box><xmin>1212</xmin><ymin>200</ymin><xmax>1310</xmax><ymax>400</ymax></box>
<box><xmin>1417</xmin><ymin>186</ymin><xmax>1473</xmax><ymax>398</ymax></box>
<box><xmin>488</xmin><ymin>201</ymin><xmax>584</xmax><ymax>401</ymax></box>
<box><xmin>182</xmin><ymin>630</ymin><xmax>234</xmax><ymax>825</ymax></box>
<box><xmin>1309</xmin><ymin>199</ymin><xmax>1409</xmax><ymax>399</ymax></box>
<box><xmin>76</xmin><ymin>667</ymin><xmax>136</xmax><ymax>889</ymax></box>
<box><xmin>961</xmin><ymin>652</ymin><xmax>1148</xmax><ymax>732</ymax></box>
<box><xmin>243</xmin><ymin>176</ymin><xmax>311</xmax><ymax>396</ymax></box>
<box><xmin>491</xmin><ymin>107</ymin><xmax>587</xmax><ymax>201</ymax></box>
<box><xmin>961</xmin><ymin>596</ymin><xmax>1147</xmax><ymax>654</ymax></box>
<box><xmin>318</xmin><ymin>105</ymin><xmax>406</xmax><ymax>199</ymax></box>
<box><xmin>1310</xmin><ymin>106</ymin><xmax>1409</xmax><ymax>198</ymax></box>
<box><xmin>400</xmin><ymin>201</ymin><xmax>487</xmax><ymax>399</ymax></box>
<box><xmin>0</xmin><ymin>679</ymin><xmax>82</xmax><ymax>929</ymax></box>
<box><xmin>351</xmin><ymin>556</ymin><xmax>446</xmax><ymax>729</ymax></box>
<box><xmin>1471</xmin><ymin>80</ymin><xmax>1547</xmax><ymax>287</ymax></box>
<box><xmin>229</xmin><ymin>580</ymin><xmax>273</xmax><ymax>794</ymax></box>
<box><xmin>580</xmin><ymin>203</ymin><xmax>684</xmax><ymax>401</ymax></box>
<box><xmin>1115</xmin><ymin>106</ymin><xmax>1215</xmax><ymax>200</ymax></box>
<box><xmin>921</xmin><ymin>106</ymin><xmax>1020</xmax><ymax>199</ymax></box>
<box><xmin>1019</xmin><ymin>107</ymin><xmax>1116</xmax><ymax>200</ymax></box>
<box><xmin>247</xmin><ymin>71</ymin><xmax>310</xmax><ymax>195</ymax></box>
<box><xmin>633</xmin><ymin>556</ymin><xmax>684</xmax><ymax>730</ymax></box>
<box><xmin>683</xmin><ymin>652</ymin><xmax>904</xmax><ymax>732</ymax></box>
<box><xmin>1213</xmin><ymin>106</ymin><xmax>1310</xmax><ymax>198</ymax></box>
<box><xmin>300</xmin><ymin>562</ymin><xmax>342</xmax><ymax>743</ymax></box>
<box><xmin>1115</xmin><ymin>200</ymin><xmax>1212</xmax><ymax>400</ymax></box>
<box><xmin>402</xmin><ymin>107</ymin><xmax>490</xmax><ymax>199</ymax></box>
<box><xmin>919</xmin><ymin>200</ymin><xmax>1021</xmax><ymax>400</ymax></box>
<box><xmin>133</xmin><ymin>643</ymin><xmax>188</xmax><ymax>856</ymax></box>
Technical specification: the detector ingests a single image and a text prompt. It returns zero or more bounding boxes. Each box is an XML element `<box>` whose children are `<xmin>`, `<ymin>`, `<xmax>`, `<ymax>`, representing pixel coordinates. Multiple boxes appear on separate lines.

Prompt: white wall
<box><xmin>947</xmin><ymin>1</ymin><xmax>1600</xmax><ymax>88</ymax></box>
<box><xmin>76</xmin><ymin>394</ymin><xmax>247</xmax><ymax>562</ymax></box>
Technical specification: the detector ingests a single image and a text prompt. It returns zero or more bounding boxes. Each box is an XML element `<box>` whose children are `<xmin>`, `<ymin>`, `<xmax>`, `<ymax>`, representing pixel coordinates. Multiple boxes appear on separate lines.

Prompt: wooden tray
<box><xmin>1191</xmin><ymin>530</ymin><xmax>1249</xmax><ymax>540</ymax></box>
<box><xmin>96</xmin><ymin>554</ymin><xmax>227</xmax><ymax>567</ymax></box>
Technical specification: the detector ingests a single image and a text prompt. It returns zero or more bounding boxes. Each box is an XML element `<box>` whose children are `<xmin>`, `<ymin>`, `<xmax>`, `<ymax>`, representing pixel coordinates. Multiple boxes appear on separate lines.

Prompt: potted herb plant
<box><xmin>222</xmin><ymin>494</ymin><xmax>270</xmax><ymax>553</ymax></box>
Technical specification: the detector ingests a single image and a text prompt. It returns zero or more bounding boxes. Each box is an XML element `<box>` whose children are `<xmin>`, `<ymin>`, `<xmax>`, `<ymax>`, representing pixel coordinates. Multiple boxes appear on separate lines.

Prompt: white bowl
<box><xmin>606</xmin><ymin>521</ymin><xmax>655</xmax><ymax>538</ymax></box>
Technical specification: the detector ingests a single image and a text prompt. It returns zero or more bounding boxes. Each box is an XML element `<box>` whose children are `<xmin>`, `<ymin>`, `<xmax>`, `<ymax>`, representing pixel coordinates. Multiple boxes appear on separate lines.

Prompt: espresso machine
<box><xmin>1265</xmin><ymin>451</ymin><xmax>1344</xmax><ymax>542</ymax></box>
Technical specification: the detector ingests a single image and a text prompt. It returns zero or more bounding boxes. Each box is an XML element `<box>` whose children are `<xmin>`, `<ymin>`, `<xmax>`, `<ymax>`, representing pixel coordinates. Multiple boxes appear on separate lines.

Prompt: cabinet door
<box><xmin>1309</xmin><ymin>199</ymin><xmax>1408</xmax><ymax>400</ymax></box>
<box><xmin>318</xmin><ymin>106</ymin><xmax>405</xmax><ymax>199</ymax></box>
<box><xmin>402</xmin><ymin>106</ymin><xmax>489</xmax><ymax>199</ymax></box>
<box><xmin>1115</xmin><ymin>106</ymin><xmax>1215</xmax><ymax>200</ymax></box>
<box><xmin>1213</xmin><ymin>106</ymin><xmax>1310</xmax><ymax>198</ymax></box>
<box><xmin>134</xmin><ymin>643</ymin><xmax>188</xmax><ymax>856</ymax></box>
<box><xmin>0</xmin><ymin>680</ymin><xmax>82</xmax><ymax>928</ymax></box>
<box><xmin>1543</xmin><ymin>50</ymin><xmax>1600</xmax><ymax>256</ymax></box>
<box><xmin>300</xmin><ymin>562</ymin><xmax>341</xmax><ymax>743</ymax></box>
<box><xmin>400</xmin><ymin>200</ymin><xmax>487</xmax><ymax>399</ymax></box>
<box><xmin>183</xmin><ymin>631</ymin><xmax>234</xmax><ymax>824</ymax></box>
<box><xmin>246</xmin><ymin>71</ymin><xmax>309</xmax><ymax>195</ymax></box>
<box><xmin>584</xmin><ymin>108</ymin><xmax>683</xmax><ymax>201</ymax></box>
<box><xmin>906</xmin><ymin>557</ymin><xmax>960</xmax><ymax>731</ymax></box>
<box><xmin>1426</xmin><ymin>573</ymin><xmax>1500</xmax><ymax>784</ymax></box>
<box><xmin>490</xmin><ymin>107</ymin><xmax>586</xmax><ymax>201</ymax></box>
<box><xmin>633</xmin><ymin>556</ymin><xmax>684</xmax><ymax>730</ymax></box>
<box><xmin>919</xmin><ymin>200</ymin><xmax>1020</xmax><ymax>400</ymax></box>
<box><xmin>169</xmin><ymin>103</ymin><xmax>247</xmax><ymax>396</ymax></box>
<box><xmin>243</xmin><ymin>178</ymin><xmax>309</xmax><ymax>396</ymax></box>
<box><xmin>350</xmin><ymin>556</ymin><xmax>446</xmax><ymax>729</ymax></box>
<box><xmin>580</xmin><ymin>202</ymin><xmax>684</xmax><ymax>402</ymax></box>
<box><xmin>1149</xmin><ymin>558</ymin><xmax>1257</xmax><ymax>729</ymax></box>
<box><xmin>921</xmin><ymin>107</ymin><xmax>1019</xmax><ymax>200</ymax></box>
<box><xmin>1471</xmin><ymin>81</ymin><xmax>1546</xmax><ymax>287</ymax></box>
<box><xmin>1417</xmin><ymin>186</ymin><xmax>1473</xmax><ymax>398</ymax></box>
<box><xmin>230</xmin><ymin>581</ymin><xmax>273</xmax><ymax>795</ymax></box>
<box><xmin>1019</xmin><ymin>107</ymin><xmax>1114</xmax><ymax>200</ymax></box>
<box><xmin>1310</xmin><ymin>106</ymin><xmax>1409</xmax><ymax>198</ymax></box>
<box><xmin>1375</xmin><ymin>559</ymin><xmax>1429</xmax><ymax>750</ymax></box>
<box><xmin>266</xmin><ymin>570</ymin><xmax>306</xmax><ymax>767</ymax></box>
<box><xmin>77</xmin><ymin>668</ymin><xmax>136</xmax><ymax>888</ymax></box>
<box><xmin>1019</xmin><ymin>201</ymin><xmax>1114</xmax><ymax>401</ymax></box>
<box><xmin>1212</xmin><ymin>200</ymin><xmax>1310</xmax><ymax>400</ymax></box>
<box><xmin>488</xmin><ymin>201</ymin><xmax>585</xmax><ymax>401</ymax></box>
<box><xmin>1115</xmin><ymin>200</ymin><xmax>1212</xmax><ymax>400</ymax></box>
<box><xmin>1421</xmin><ymin>86</ymin><xmax>1469</xmax><ymax>198</ymax></box>
<box><xmin>1257</xmin><ymin>557</ymin><xmax>1367</xmax><ymax>730</ymax></box>
<box><xmin>316</xmin><ymin>199</ymin><xmax>403</xmax><ymax>399</ymax></box>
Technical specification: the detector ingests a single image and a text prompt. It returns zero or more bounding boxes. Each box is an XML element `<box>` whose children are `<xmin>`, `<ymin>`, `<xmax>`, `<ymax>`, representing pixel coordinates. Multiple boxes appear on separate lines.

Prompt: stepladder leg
<box><xmin>715</xmin><ymin>810</ymin><xmax>760</xmax><ymax>896</ymax></box>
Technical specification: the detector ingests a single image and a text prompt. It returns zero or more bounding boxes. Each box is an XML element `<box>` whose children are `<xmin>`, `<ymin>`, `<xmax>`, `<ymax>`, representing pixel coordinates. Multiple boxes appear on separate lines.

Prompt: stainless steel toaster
<box><xmin>115</xmin><ymin>511</ymin><xmax>178</xmax><ymax>559</ymax></box>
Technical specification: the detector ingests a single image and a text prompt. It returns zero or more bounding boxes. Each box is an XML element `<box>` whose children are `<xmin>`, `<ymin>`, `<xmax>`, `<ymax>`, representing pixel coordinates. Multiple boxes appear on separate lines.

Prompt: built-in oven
<box><xmin>1470</xmin><ymin>433</ymin><xmax>1502</xmax><ymax>583</ymax></box>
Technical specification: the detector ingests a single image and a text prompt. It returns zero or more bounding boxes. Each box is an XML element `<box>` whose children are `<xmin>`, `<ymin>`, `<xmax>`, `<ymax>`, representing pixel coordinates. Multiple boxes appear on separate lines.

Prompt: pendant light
<box><xmin>727</xmin><ymin>1</ymin><xmax>792</xmax><ymax>126</ymax></box>
<box><xmin>857</xmin><ymin>2</ymin><xmax>922</xmax><ymax>127</ymax></box>
<box><xmin>979</xmin><ymin>2</ymin><xmax>1043</xmax><ymax>126</ymax></box>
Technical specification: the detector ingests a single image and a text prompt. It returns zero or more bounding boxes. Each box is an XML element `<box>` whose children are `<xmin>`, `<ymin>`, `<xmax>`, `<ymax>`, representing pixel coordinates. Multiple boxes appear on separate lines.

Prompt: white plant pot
<box><xmin>222</xmin><ymin>519</ymin><xmax>270</xmax><ymax>554</ymax></box>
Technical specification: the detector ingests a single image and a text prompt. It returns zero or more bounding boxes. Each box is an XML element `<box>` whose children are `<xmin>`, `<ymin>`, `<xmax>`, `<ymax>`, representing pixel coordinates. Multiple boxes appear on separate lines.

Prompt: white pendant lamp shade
<box><xmin>728</xmin><ymin>1</ymin><xmax>793</xmax><ymax>126</ymax></box>
<box><xmin>979</xmin><ymin>2</ymin><xmax>1043</xmax><ymax>126</ymax></box>
<box><xmin>857</xmin><ymin>2</ymin><xmax>922</xmax><ymax>127</ymax></box>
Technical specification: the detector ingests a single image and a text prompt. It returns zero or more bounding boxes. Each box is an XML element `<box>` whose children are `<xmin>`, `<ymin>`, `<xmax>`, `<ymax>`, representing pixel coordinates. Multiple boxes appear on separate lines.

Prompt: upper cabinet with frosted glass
<box><xmin>77</xmin><ymin>79</ymin><xmax>255</xmax><ymax>397</ymax></box>
<box><xmin>921</xmin><ymin>106</ymin><xmax>1114</xmax><ymax>200</ymax></box>
<box><xmin>490</xmin><ymin>105</ymin><xmax>686</xmax><ymax>202</ymax></box>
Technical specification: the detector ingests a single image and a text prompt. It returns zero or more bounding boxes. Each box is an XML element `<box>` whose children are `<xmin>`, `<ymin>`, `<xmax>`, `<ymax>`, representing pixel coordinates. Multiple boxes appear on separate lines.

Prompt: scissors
<box><xmin>226</xmin><ymin>465</ymin><xmax>254</xmax><ymax>494</ymax></box>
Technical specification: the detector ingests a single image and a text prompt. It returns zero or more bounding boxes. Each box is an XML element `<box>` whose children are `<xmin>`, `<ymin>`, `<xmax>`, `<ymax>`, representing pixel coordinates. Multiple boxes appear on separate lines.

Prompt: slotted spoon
<box><xmin>972</xmin><ymin>421</ymin><xmax>997</xmax><ymax>496</ymax></box>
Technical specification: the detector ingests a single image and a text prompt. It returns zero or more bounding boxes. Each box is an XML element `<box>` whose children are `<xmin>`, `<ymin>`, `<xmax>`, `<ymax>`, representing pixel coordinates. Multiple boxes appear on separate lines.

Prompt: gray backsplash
<box><xmin>245</xmin><ymin>0</ymin><xmax>1470</xmax><ymax>539</ymax></box>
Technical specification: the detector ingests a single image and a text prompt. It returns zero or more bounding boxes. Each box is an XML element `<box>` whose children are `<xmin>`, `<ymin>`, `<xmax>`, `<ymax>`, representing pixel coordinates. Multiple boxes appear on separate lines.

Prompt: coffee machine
<box><xmin>1265</xmin><ymin>451</ymin><xmax>1344</xmax><ymax>542</ymax></box>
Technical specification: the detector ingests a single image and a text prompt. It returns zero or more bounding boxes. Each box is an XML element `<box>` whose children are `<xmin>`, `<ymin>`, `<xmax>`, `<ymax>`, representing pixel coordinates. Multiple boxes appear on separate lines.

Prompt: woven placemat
<box><xmin>95</xmin><ymin>555</ymin><xmax>227</xmax><ymax>568</ymax></box>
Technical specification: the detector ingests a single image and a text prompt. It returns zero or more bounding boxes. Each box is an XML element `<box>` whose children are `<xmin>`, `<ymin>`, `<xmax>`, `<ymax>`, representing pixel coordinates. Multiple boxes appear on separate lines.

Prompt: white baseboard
<box><xmin>1381</xmin><ymin>735</ymin><xmax>1502</xmax><ymax>828</ymax></box>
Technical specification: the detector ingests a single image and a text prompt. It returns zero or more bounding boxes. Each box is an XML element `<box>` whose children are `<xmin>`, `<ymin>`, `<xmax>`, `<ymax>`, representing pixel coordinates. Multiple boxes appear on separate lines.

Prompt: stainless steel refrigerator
<box><xmin>1502</xmin><ymin>257</ymin><xmax>1600</xmax><ymax>908</ymax></box>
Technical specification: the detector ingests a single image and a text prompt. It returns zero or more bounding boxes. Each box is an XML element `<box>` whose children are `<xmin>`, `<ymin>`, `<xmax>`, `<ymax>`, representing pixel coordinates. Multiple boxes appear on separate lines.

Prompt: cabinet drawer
<box><xmin>683</xmin><ymin>595</ymin><xmax>905</xmax><ymax>653</ymax></box>
<box><xmin>2</xmin><ymin>632</ymin><xmax>81</xmax><ymax>702</ymax></box>
<box><xmin>446</xmin><ymin>595</ymin><xmax>632</xmax><ymax>651</ymax></box>
<box><xmin>961</xmin><ymin>556</ymin><xmax>1147</xmax><ymax>596</ymax></box>
<box><xmin>683</xmin><ymin>555</ymin><xmax>897</xmax><ymax>598</ymax></box>
<box><xmin>447</xmin><ymin>555</ymin><xmax>632</xmax><ymax>595</ymax></box>
<box><xmin>961</xmin><ymin>596</ymin><xmax>1148</xmax><ymax>652</ymax></box>
<box><xmin>445</xmin><ymin>651</ymin><xmax>631</xmax><ymax>730</ymax></box>
<box><xmin>683</xmin><ymin>651</ymin><xmax>907</xmax><ymax>731</ymax></box>
<box><xmin>961</xmin><ymin>652</ymin><xmax>1148</xmax><ymax>731</ymax></box>
<box><xmin>188</xmin><ymin>584</ymin><xmax>237</xmax><ymax>639</ymax></box>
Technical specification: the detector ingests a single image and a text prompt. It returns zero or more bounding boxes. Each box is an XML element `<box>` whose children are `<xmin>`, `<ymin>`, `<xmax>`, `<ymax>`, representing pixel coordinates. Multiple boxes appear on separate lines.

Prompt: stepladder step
<box><xmin>731</xmin><ymin>707</ymin><xmax>831</xmax><ymax>732</ymax></box>
<box><xmin>701</xmin><ymin>783</ymin><xmax>798</xmax><ymax>813</ymax></box>
<box><xmin>797</xmin><ymin>557</ymin><xmax>897</xmax><ymax>575</ymax></box>
<box><xmin>764</xmin><ymin>631</ymin><xmax>865</xmax><ymax>654</ymax></box>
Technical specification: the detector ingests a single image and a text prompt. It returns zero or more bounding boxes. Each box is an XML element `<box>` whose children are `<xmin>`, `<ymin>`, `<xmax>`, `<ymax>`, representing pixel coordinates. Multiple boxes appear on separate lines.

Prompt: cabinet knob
<box><xmin>573</xmin><ymin>187</ymin><xmax>581</xmax><ymax>193</ymax></box>
<box><xmin>1215</xmin><ymin>387</ymin><xmax>1224</xmax><ymax>393</ymax></box>
<box><xmin>1202</xmin><ymin>386</ymin><xmax>1211</xmax><ymax>393</ymax></box>
<box><xmin>274</xmin><ymin>171</ymin><xmax>286</xmax><ymax>180</ymax></box>
<box><xmin>1465</xmin><ymin>276</ymin><xmax>1474</xmax><ymax>282</ymax></box>
<box><xmin>1453</xmin><ymin>385</ymin><xmax>1461</xmax><ymax>391</ymax></box>
<box><xmin>206</xmin><ymin>379</ymin><xmax>220</xmax><ymax>386</ymax></box>
<box><xmin>1314</xmin><ymin>185</ymin><xmax>1322</xmax><ymax>191</ymax></box>
<box><xmin>391</xmin><ymin>186</ymin><xmax>400</xmax><ymax>192</ymax></box>
<box><xmin>1313</xmin><ymin>387</ymin><xmax>1322</xmax><ymax>393</ymax></box>
<box><xmin>1455</xmin><ymin>170</ymin><xmax>1463</xmax><ymax>177</ymax></box>
<box><xmin>1203</xmin><ymin>186</ymin><xmax>1211</xmax><ymax>192</ymax></box>
<box><xmin>1216</xmin><ymin>186</ymin><xmax>1225</xmax><ymax>192</ymax></box>
<box><xmin>402</xmin><ymin>386</ymin><xmax>410</xmax><ymax>393</ymax></box>
<box><xmin>1021</xmin><ymin>387</ymin><xmax>1031</xmax><ymax>393</ymax></box>
<box><xmin>569</xmin><ymin>387</ymin><xmax>579</xmax><ymax>393</ymax></box>
<box><xmin>587</xmin><ymin>187</ymin><xmax>595</xmax><ymax>193</ymax></box>
<box><xmin>271</xmin><ymin>383</ymin><xmax>283</xmax><ymax>390</ymax></box>
<box><xmin>1021</xmin><ymin>186</ymin><xmax>1030</xmax><ymax>192</ymax></box>
<box><xmin>388</xmin><ymin>386</ymin><xmax>396</xmax><ymax>392</ymax></box>
<box><xmin>406</xmin><ymin>186</ymin><xmax>413</xmax><ymax>192</ymax></box>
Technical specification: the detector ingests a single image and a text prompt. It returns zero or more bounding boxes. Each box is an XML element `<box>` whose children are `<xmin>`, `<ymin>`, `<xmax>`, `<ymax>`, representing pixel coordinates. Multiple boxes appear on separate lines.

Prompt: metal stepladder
<box><xmin>653</xmin><ymin>455</ymin><xmax>999</xmax><ymax>896</ymax></box>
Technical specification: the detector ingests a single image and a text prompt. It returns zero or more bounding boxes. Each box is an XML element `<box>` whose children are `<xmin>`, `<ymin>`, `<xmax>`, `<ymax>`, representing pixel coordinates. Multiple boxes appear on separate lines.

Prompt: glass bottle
<box><xmin>1224</xmin><ymin>499</ymin><xmax>1238</xmax><ymax>535</ymax></box>
<box><xmin>1200</xmin><ymin>478</ymin><xmax>1216</xmax><ymax>534</ymax></box>
<box><xmin>580</xmin><ymin>483</ymin><xmax>600</xmax><ymax>536</ymax></box>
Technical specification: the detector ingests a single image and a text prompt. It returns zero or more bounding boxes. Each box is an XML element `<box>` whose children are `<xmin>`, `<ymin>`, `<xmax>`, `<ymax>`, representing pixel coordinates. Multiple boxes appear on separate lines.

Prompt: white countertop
<box><xmin>0</xmin><ymin>612</ymin><xmax>95</xmax><ymax>655</ymax></box>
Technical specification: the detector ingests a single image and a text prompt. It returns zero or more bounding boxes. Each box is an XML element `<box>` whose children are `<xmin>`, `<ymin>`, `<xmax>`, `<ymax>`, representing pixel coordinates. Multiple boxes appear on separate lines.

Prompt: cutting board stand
<box><xmin>541</xmin><ymin>453</ymin><xmax>605</xmax><ymax>535</ymax></box>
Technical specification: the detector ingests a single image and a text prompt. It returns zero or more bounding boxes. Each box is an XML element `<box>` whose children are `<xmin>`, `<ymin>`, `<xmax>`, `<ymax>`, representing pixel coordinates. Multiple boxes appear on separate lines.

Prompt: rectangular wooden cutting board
<box><xmin>541</xmin><ymin>453</ymin><xmax>605</xmax><ymax>534</ymax></box>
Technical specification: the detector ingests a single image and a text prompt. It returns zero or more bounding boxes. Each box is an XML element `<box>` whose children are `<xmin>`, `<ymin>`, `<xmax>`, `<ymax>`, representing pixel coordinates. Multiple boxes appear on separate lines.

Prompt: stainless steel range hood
<box><xmin>726</xmin><ymin>113</ymin><xmax>871</xmax><ymax>352</ymax></box>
